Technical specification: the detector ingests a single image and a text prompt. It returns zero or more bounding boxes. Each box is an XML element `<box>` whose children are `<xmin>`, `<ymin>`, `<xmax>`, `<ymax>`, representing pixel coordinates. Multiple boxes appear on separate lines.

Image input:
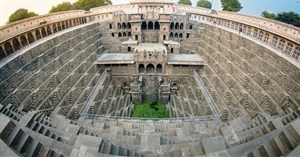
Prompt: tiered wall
<box><xmin>0</xmin><ymin>23</ymin><xmax>103</xmax><ymax>119</ymax></box>
<box><xmin>182</xmin><ymin>23</ymin><xmax>300</xmax><ymax>122</ymax></box>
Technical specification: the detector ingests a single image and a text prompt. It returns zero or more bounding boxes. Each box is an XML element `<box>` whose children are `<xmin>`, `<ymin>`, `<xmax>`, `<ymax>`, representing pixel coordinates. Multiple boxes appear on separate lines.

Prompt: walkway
<box><xmin>80</xmin><ymin>70</ymin><xmax>108</xmax><ymax>115</ymax></box>
<box><xmin>193</xmin><ymin>70</ymin><xmax>220</xmax><ymax>116</ymax></box>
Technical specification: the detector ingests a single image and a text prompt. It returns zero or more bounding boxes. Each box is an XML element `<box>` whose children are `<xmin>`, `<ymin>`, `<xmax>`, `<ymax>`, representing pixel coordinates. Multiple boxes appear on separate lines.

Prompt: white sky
<box><xmin>0</xmin><ymin>0</ymin><xmax>127</xmax><ymax>26</ymax></box>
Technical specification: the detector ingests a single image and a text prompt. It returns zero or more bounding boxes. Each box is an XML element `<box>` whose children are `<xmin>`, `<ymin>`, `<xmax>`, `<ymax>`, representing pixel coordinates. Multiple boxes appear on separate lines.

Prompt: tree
<box><xmin>221</xmin><ymin>0</ymin><xmax>242</xmax><ymax>12</ymax></box>
<box><xmin>178</xmin><ymin>0</ymin><xmax>192</xmax><ymax>5</ymax></box>
<box><xmin>106</xmin><ymin>0</ymin><xmax>112</xmax><ymax>5</ymax></box>
<box><xmin>261</xmin><ymin>11</ymin><xmax>276</xmax><ymax>20</ymax></box>
<box><xmin>49</xmin><ymin>2</ymin><xmax>73</xmax><ymax>13</ymax></box>
<box><xmin>197</xmin><ymin>0</ymin><xmax>212</xmax><ymax>9</ymax></box>
<box><xmin>276</xmin><ymin>12</ymin><xmax>300</xmax><ymax>27</ymax></box>
<box><xmin>8</xmin><ymin>8</ymin><xmax>38</xmax><ymax>23</ymax></box>
<box><xmin>73</xmin><ymin>0</ymin><xmax>107</xmax><ymax>11</ymax></box>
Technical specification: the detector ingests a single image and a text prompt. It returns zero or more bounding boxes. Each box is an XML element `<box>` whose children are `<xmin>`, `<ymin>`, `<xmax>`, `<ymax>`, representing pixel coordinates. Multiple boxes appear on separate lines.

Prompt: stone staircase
<box><xmin>0</xmin><ymin>20</ymin><xmax>299</xmax><ymax>157</ymax></box>
<box><xmin>0</xmin><ymin>104</ymin><xmax>300</xmax><ymax>156</ymax></box>
<box><xmin>0</xmin><ymin>114</ymin><xmax>63</xmax><ymax>157</ymax></box>
<box><xmin>247</xmin><ymin>119</ymin><xmax>300</xmax><ymax>157</ymax></box>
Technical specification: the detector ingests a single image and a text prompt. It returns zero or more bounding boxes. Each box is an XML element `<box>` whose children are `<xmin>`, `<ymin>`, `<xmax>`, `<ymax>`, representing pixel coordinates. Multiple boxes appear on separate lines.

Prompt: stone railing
<box><xmin>189</xmin><ymin>12</ymin><xmax>300</xmax><ymax>63</ymax></box>
<box><xmin>1</xmin><ymin>1</ymin><xmax>299</xmax><ymax>64</ymax></box>
<box><xmin>80</xmin><ymin>70</ymin><xmax>108</xmax><ymax>114</ymax></box>
<box><xmin>79</xmin><ymin>113</ymin><xmax>220</xmax><ymax>122</ymax></box>
<box><xmin>218</xmin><ymin>11</ymin><xmax>300</xmax><ymax>42</ymax></box>
<box><xmin>0</xmin><ymin>10</ymin><xmax>87</xmax><ymax>42</ymax></box>
<box><xmin>193</xmin><ymin>70</ymin><xmax>221</xmax><ymax>116</ymax></box>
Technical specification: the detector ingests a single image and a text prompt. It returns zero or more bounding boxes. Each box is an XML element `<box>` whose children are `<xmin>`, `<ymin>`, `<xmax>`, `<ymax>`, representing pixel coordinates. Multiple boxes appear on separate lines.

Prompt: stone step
<box><xmin>287</xmin><ymin>121</ymin><xmax>300</xmax><ymax>144</ymax></box>
<box><xmin>50</xmin><ymin>151</ymin><xmax>61</xmax><ymax>157</ymax></box>
<box><xmin>282</xmin><ymin>129</ymin><xmax>297</xmax><ymax>148</ymax></box>
<box><xmin>5</xmin><ymin>127</ymin><xmax>22</xmax><ymax>146</ymax></box>
<box><xmin>258</xmin><ymin>143</ymin><xmax>276</xmax><ymax>157</ymax></box>
<box><xmin>269</xmin><ymin>137</ymin><xmax>286</xmax><ymax>156</ymax></box>
<box><xmin>38</xmin><ymin>126</ymin><xmax>45</xmax><ymax>134</ymax></box>
<box><xmin>101</xmin><ymin>141</ymin><xmax>112</xmax><ymax>154</ymax></box>
<box><xmin>248</xmin><ymin>149</ymin><xmax>261</xmax><ymax>157</ymax></box>
<box><xmin>37</xmin><ymin>146</ymin><xmax>52</xmax><ymax>157</ymax></box>
<box><xmin>15</xmin><ymin>134</ymin><xmax>31</xmax><ymax>152</ymax></box>
<box><xmin>109</xmin><ymin>144</ymin><xmax>119</xmax><ymax>155</ymax></box>
<box><xmin>128</xmin><ymin>150</ymin><xmax>136</xmax><ymax>156</ymax></box>
<box><xmin>23</xmin><ymin>140</ymin><xmax>41</xmax><ymax>157</ymax></box>
<box><xmin>32</xmin><ymin>122</ymin><xmax>41</xmax><ymax>131</ymax></box>
<box><xmin>278</xmin><ymin>132</ymin><xmax>295</xmax><ymax>152</ymax></box>
<box><xmin>119</xmin><ymin>147</ymin><xmax>128</xmax><ymax>156</ymax></box>
<box><xmin>190</xmin><ymin>142</ymin><xmax>203</xmax><ymax>155</ymax></box>
<box><xmin>27</xmin><ymin>119</ymin><xmax>36</xmax><ymax>129</ymax></box>
<box><xmin>264</xmin><ymin>143</ymin><xmax>277</xmax><ymax>157</ymax></box>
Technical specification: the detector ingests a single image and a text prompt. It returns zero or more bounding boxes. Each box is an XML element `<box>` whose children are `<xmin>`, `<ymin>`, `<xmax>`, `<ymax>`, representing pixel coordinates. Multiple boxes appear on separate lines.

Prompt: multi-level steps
<box><xmin>0</xmin><ymin>114</ymin><xmax>63</xmax><ymax>157</ymax></box>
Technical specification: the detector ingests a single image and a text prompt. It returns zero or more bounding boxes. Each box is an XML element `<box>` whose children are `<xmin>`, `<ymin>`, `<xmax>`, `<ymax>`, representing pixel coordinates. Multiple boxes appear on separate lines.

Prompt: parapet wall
<box><xmin>217</xmin><ymin>11</ymin><xmax>300</xmax><ymax>41</ymax></box>
<box><xmin>0</xmin><ymin>10</ymin><xmax>86</xmax><ymax>42</ymax></box>
<box><xmin>0</xmin><ymin>1</ymin><xmax>299</xmax><ymax>65</ymax></box>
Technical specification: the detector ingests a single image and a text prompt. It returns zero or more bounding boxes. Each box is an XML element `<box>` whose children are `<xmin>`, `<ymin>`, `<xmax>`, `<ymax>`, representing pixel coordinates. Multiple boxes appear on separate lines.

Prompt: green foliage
<box><xmin>276</xmin><ymin>12</ymin><xmax>300</xmax><ymax>27</ymax></box>
<box><xmin>8</xmin><ymin>8</ymin><xmax>38</xmax><ymax>23</ymax></box>
<box><xmin>131</xmin><ymin>101</ymin><xmax>169</xmax><ymax>118</ymax></box>
<box><xmin>73</xmin><ymin>0</ymin><xmax>107</xmax><ymax>11</ymax></box>
<box><xmin>221</xmin><ymin>0</ymin><xmax>243</xmax><ymax>12</ymax></box>
<box><xmin>178</xmin><ymin>0</ymin><xmax>192</xmax><ymax>6</ymax></box>
<box><xmin>49</xmin><ymin>0</ymin><xmax>111</xmax><ymax>13</ymax></box>
<box><xmin>49</xmin><ymin>2</ymin><xmax>73</xmax><ymax>13</ymax></box>
<box><xmin>261</xmin><ymin>11</ymin><xmax>276</xmax><ymax>20</ymax></box>
<box><xmin>106</xmin><ymin>0</ymin><xmax>112</xmax><ymax>5</ymax></box>
<box><xmin>196</xmin><ymin>0</ymin><xmax>212</xmax><ymax>9</ymax></box>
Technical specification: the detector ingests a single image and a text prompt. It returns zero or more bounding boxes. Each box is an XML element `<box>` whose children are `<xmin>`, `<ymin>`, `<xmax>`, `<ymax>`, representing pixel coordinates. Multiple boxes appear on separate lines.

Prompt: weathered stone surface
<box><xmin>202</xmin><ymin>136</ymin><xmax>226</xmax><ymax>153</ymax></box>
<box><xmin>0</xmin><ymin>1</ymin><xmax>299</xmax><ymax>157</ymax></box>
<box><xmin>141</xmin><ymin>133</ymin><xmax>160</xmax><ymax>151</ymax></box>
<box><xmin>221</xmin><ymin>126</ymin><xmax>240</xmax><ymax>147</ymax></box>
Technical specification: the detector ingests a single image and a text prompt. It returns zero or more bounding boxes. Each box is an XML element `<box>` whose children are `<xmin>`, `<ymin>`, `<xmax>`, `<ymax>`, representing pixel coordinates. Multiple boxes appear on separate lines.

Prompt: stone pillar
<box><xmin>9</xmin><ymin>40</ymin><xmax>15</xmax><ymax>52</ymax></box>
<box><xmin>159</xmin><ymin>22</ymin><xmax>170</xmax><ymax>42</ymax></box>
<box><xmin>132</xmin><ymin>21</ymin><xmax>142</xmax><ymax>42</ymax></box>
<box><xmin>17</xmin><ymin>37</ymin><xmax>23</xmax><ymax>48</ymax></box>
<box><xmin>49</xmin><ymin>25</ymin><xmax>53</xmax><ymax>34</ymax></box>
<box><xmin>44</xmin><ymin>27</ymin><xmax>48</xmax><ymax>36</ymax></box>
<box><xmin>268</xmin><ymin>33</ymin><xmax>274</xmax><ymax>47</ymax></box>
<box><xmin>264</xmin><ymin>34</ymin><xmax>270</xmax><ymax>45</ymax></box>
<box><xmin>25</xmin><ymin>36</ymin><xmax>29</xmax><ymax>45</ymax></box>
<box><xmin>130</xmin><ymin>77</ymin><xmax>142</xmax><ymax>104</ymax></box>
<box><xmin>55</xmin><ymin>23</ymin><xmax>59</xmax><ymax>31</ymax></box>
<box><xmin>32</xmin><ymin>31</ymin><xmax>37</xmax><ymax>41</ymax></box>
<box><xmin>158</xmin><ymin>77</ymin><xmax>170</xmax><ymax>104</ymax></box>
<box><xmin>1</xmin><ymin>45</ymin><xmax>8</xmax><ymax>56</ymax></box>
<box><xmin>249</xmin><ymin>27</ymin><xmax>254</xmax><ymax>37</ymax></box>
<box><xmin>38</xmin><ymin>29</ymin><xmax>42</xmax><ymax>38</ymax></box>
